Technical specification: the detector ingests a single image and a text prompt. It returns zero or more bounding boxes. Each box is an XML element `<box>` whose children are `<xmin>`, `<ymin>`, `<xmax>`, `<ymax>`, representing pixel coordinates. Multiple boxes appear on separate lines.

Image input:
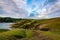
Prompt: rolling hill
<box><xmin>11</xmin><ymin>17</ymin><xmax>60</xmax><ymax>40</ymax></box>
<box><xmin>0</xmin><ymin>17</ymin><xmax>60</xmax><ymax>40</ymax></box>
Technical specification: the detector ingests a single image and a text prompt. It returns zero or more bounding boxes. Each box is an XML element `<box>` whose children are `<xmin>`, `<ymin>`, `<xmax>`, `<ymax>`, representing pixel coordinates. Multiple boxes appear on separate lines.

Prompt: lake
<box><xmin>0</xmin><ymin>23</ymin><xmax>13</xmax><ymax>29</ymax></box>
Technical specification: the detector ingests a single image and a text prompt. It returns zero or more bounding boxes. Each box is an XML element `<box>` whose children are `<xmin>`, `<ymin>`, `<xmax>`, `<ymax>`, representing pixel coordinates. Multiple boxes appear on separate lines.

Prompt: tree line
<box><xmin>0</xmin><ymin>17</ymin><xmax>20</xmax><ymax>23</ymax></box>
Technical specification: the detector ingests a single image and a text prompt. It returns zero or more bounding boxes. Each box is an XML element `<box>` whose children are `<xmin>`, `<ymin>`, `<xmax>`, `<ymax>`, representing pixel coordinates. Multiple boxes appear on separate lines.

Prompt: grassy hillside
<box><xmin>0</xmin><ymin>29</ymin><xmax>9</xmax><ymax>32</ymax></box>
<box><xmin>0</xmin><ymin>29</ymin><xmax>34</xmax><ymax>40</ymax></box>
<box><xmin>11</xmin><ymin>17</ymin><xmax>60</xmax><ymax>40</ymax></box>
<box><xmin>0</xmin><ymin>17</ymin><xmax>60</xmax><ymax>40</ymax></box>
<box><xmin>39</xmin><ymin>17</ymin><xmax>60</xmax><ymax>33</ymax></box>
<box><xmin>11</xmin><ymin>17</ymin><xmax>60</xmax><ymax>30</ymax></box>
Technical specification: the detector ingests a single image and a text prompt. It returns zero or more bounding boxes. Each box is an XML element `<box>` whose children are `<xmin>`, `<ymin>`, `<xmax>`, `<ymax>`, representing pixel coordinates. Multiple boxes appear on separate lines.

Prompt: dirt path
<box><xmin>37</xmin><ymin>24</ymin><xmax>48</xmax><ymax>29</ymax></box>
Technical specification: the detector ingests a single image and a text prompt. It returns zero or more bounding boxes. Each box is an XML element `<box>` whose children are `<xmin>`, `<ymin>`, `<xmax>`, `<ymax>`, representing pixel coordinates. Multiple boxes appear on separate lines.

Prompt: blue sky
<box><xmin>0</xmin><ymin>0</ymin><xmax>60</xmax><ymax>19</ymax></box>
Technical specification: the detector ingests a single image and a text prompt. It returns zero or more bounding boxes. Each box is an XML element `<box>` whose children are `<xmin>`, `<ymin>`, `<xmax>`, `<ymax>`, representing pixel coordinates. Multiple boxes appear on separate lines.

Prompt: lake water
<box><xmin>0</xmin><ymin>23</ymin><xmax>13</xmax><ymax>29</ymax></box>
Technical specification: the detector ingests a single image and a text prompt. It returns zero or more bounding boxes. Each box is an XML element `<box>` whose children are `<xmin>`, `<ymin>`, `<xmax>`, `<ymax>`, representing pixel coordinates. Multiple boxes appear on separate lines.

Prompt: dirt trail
<box><xmin>35</xmin><ymin>24</ymin><xmax>48</xmax><ymax>30</ymax></box>
<box><xmin>28</xmin><ymin>30</ymin><xmax>51</xmax><ymax>40</ymax></box>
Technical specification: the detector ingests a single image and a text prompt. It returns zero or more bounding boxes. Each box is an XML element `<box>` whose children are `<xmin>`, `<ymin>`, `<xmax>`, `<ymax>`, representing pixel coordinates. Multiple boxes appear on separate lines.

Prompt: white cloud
<box><xmin>0</xmin><ymin>0</ymin><xmax>28</xmax><ymax>18</ymax></box>
<box><xmin>0</xmin><ymin>0</ymin><xmax>60</xmax><ymax>19</ymax></box>
<box><xmin>36</xmin><ymin>0</ymin><xmax>60</xmax><ymax>18</ymax></box>
<box><xmin>13</xmin><ymin>0</ymin><xmax>27</xmax><ymax>9</ymax></box>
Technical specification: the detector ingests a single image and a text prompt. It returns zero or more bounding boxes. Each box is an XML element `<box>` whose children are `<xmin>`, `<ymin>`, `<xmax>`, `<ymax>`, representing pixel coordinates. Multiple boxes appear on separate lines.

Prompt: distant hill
<box><xmin>0</xmin><ymin>17</ymin><xmax>21</xmax><ymax>22</ymax></box>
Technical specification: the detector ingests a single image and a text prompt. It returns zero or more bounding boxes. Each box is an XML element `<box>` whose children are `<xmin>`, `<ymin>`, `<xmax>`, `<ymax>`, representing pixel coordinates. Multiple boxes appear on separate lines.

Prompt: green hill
<box><xmin>0</xmin><ymin>17</ymin><xmax>60</xmax><ymax>40</ymax></box>
<box><xmin>36</xmin><ymin>17</ymin><xmax>60</xmax><ymax>40</ymax></box>
<box><xmin>38</xmin><ymin>17</ymin><xmax>60</xmax><ymax>33</ymax></box>
<box><xmin>11</xmin><ymin>17</ymin><xmax>60</xmax><ymax>40</ymax></box>
<box><xmin>11</xmin><ymin>17</ymin><xmax>60</xmax><ymax>30</ymax></box>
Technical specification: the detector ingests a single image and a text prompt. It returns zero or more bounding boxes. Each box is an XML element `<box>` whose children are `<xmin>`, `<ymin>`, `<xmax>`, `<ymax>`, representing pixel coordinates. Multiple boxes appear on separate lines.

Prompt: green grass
<box><xmin>43</xmin><ymin>22</ymin><xmax>60</xmax><ymax>34</ymax></box>
<box><xmin>10</xmin><ymin>17</ymin><xmax>60</xmax><ymax>40</ymax></box>
<box><xmin>0</xmin><ymin>17</ymin><xmax>60</xmax><ymax>40</ymax></box>
<box><xmin>39</xmin><ymin>31</ymin><xmax>60</xmax><ymax>40</ymax></box>
<box><xmin>0</xmin><ymin>29</ymin><xmax>25</xmax><ymax>40</ymax></box>
<box><xmin>0</xmin><ymin>29</ymin><xmax>34</xmax><ymax>40</ymax></box>
<box><xmin>25</xmin><ymin>29</ymin><xmax>34</xmax><ymax>38</ymax></box>
<box><xmin>37</xmin><ymin>17</ymin><xmax>60</xmax><ymax>40</ymax></box>
<box><xmin>0</xmin><ymin>29</ymin><xmax>9</xmax><ymax>32</ymax></box>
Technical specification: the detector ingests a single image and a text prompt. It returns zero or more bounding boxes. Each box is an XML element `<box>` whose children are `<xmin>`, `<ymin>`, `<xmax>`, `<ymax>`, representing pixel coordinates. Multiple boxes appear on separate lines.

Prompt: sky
<box><xmin>0</xmin><ymin>0</ymin><xmax>60</xmax><ymax>19</ymax></box>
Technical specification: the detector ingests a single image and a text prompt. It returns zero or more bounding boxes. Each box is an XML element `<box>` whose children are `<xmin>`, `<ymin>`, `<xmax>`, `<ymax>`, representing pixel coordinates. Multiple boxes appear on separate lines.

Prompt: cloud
<box><xmin>13</xmin><ymin>0</ymin><xmax>26</xmax><ymax>8</ymax></box>
<box><xmin>45</xmin><ymin>0</ymin><xmax>60</xmax><ymax>18</ymax></box>
<box><xmin>0</xmin><ymin>0</ymin><xmax>19</xmax><ymax>18</ymax></box>
<box><xmin>35</xmin><ymin>0</ymin><xmax>60</xmax><ymax>18</ymax></box>
<box><xmin>12</xmin><ymin>0</ymin><xmax>29</xmax><ymax>18</ymax></box>
<box><xmin>0</xmin><ymin>0</ymin><xmax>28</xmax><ymax>18</ymax></box>
<box><xmin>0</xmin><ymin>0</ymin><xmax>60</xmax><ymax>19</ymax></box>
